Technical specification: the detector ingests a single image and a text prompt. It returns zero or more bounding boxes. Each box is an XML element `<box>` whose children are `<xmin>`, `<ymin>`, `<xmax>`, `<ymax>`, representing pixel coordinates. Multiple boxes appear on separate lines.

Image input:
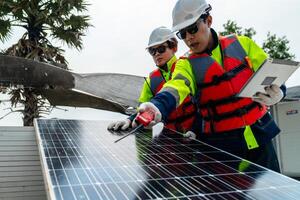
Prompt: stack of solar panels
<box><xmin>35</xmin><ymin>119</ymin><xmax>300</xmax><ymax>199</ymax></box>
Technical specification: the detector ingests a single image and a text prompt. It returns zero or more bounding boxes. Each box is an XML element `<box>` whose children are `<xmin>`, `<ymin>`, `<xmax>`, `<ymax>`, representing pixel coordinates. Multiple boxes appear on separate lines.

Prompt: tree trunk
<box><xmin>23</xmin><ymin>88</ymin><xmax>39</xmax><ymax>126</ymax></box>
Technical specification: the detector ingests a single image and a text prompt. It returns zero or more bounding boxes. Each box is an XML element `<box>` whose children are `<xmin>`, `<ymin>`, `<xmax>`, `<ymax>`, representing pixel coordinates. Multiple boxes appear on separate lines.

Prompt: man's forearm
<box><xmin>150</xmin><ymin>91</ymin><xmax>177</xmax><ymax>122</ymax></box>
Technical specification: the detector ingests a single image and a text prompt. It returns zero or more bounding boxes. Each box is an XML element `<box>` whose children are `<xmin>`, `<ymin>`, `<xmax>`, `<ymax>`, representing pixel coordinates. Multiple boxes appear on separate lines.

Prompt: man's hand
<box><xmin>107</xmin><ymin>119</ymin><xmax>132</xmax><ymax>131</ymax></box>
<box><xmin>133</xmin><ymin>102</ymin><xmax>162</xmax><ymax>129</ymax></box>
<box><xmin>253</xmin><ymin>84</ymin><xmax>283</xmax><ymax>106</ymax></box>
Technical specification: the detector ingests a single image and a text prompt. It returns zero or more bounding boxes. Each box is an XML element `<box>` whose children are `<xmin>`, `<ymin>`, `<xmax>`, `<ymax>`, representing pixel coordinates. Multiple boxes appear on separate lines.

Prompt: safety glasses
<box><xmin>148</xmin><ymin>45</ymin><xmax>168</xmax><ymax>56</ymax></box>
<box><xmin>176</xmin><ymin>18</ymin><xmax>203</xmax><ymax>40</ymax></box>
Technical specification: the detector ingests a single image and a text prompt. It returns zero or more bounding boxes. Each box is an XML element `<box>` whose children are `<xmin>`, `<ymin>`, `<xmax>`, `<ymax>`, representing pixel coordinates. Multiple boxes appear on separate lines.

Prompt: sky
<box><xmin>1</xmin><ymin>0</ymin><xmax>300</xmax><ymax>126</ymax></box>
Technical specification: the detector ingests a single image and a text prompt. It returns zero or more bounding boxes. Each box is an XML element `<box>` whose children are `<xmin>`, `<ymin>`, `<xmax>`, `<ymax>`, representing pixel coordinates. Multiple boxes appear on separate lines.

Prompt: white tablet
<box><xmin>237</xmin><ymin>59</ymin><xmax>299</xmax><ymax>98</ymax></box>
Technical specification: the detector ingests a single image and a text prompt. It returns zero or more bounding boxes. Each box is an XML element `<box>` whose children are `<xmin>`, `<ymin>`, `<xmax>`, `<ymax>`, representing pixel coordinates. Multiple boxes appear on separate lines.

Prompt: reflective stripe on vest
<box><xmin>149</xmin><ymin>62</ymin><xmax>196</xmax><ymax>132</ymax></box>
<box><xmin>189</xmin><ymin>35</ymin><xmax>267</xmax><ymax>136</ymax></box>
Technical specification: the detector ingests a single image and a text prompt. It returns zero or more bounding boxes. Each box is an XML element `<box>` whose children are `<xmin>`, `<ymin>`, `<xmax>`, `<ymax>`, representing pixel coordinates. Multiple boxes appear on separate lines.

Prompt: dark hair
<box><xmin>200</xmin><ymin>4</ymin><xmax>212</xmax><ymax>22</ymax></box>
<box><xmin>200</xmin><ymin>13</ymin><xmax>209</xmax><ymax>21</ymax></box>
<box><xmin>167</xmin><ymin>38</ymin><xmax>178</xmax><ymax>49</ymax></box>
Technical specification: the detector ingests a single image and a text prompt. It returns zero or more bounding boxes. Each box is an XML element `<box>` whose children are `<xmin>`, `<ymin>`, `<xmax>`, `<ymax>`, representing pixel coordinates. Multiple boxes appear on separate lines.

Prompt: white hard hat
<box><xmin>146</xmin><ymin>26</ymin><xmax>175</xmax><ymax>49</ymax></box>
<box><xmin>172</xmin><ymin>0</ymin><xmax>211</xmax><ymax>32</ymax></box>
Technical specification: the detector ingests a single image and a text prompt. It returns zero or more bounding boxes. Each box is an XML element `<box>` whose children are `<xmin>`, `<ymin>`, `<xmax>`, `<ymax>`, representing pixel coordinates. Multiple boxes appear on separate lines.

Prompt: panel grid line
<box><xmin>35</xmin><ymin>119</ymin><xmax>300</xmax><ymax>200</ymax></box>
<box><xmin>58</xmin><ymin>120</ymin><xmax>112</xmax><ymax>200</ymax></box>
<box><xmin>67</xmin><ymin>120</ymin><xmax>142</xmax><ymax>200</ymax></box>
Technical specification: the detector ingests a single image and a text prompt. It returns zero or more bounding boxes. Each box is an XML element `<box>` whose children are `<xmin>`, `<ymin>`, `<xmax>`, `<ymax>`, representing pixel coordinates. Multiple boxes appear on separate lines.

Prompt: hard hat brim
<box><xmin>145</xmin><ymin>38</ymin><xmax>170</xmax><ymax>49</ymax></box>
<box><xmin>172</xmin><ymin>15</ymin><xmax>200</xmax><ymax>33</ymax></box>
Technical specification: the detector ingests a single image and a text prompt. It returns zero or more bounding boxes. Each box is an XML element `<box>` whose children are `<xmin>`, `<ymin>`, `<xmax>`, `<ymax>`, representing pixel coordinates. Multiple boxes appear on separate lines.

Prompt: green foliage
<box><xmin>262</xmin><ymin>32</ymin><xmax>295</xmax><ymax>59</ymax></box>
<box><xmin>0</xmin><ymin>0</ymin><xmax>91</xmax><ymax>125</ymax></box>
<box><xmin>220</xmin><ymin>20</ymin><xmax>295</xmax><ymax>60</ymax></box>
<box><xmin>0</xmin><ymin>19</ymin><xmax>11</xmax><ymax>42</ymax></box>
<box><xmin>243</xmin><ymin>28</ymin><xmax>256</xmax><ymax>40</ymax></box>
<box><xmin>0</xmin><ymin>0</ymin><xmax>91</xmax><ymax>60</ymax></box>
<box><xmin>219</xmin><ymin>20</ymin><xmax>256</xmax><ymax>39</ymax></box>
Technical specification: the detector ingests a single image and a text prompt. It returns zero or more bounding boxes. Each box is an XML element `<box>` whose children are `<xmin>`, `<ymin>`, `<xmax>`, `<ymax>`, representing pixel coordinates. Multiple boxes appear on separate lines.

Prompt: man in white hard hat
<box><xmin>108</xmin><ymin>26</ymin><xmax>198</xmax><ymax>135</ymax></box>
<box><xmin>134</xmin><ymin>0</ymin><xmax>286</xmax><ymax>172</ymax></box>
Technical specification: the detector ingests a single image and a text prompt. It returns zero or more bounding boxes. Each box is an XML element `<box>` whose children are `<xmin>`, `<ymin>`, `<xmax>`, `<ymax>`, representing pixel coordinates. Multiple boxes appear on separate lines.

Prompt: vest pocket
<box><xmin>250</xmin><ymin>112</ymin><xmax>280</xmax><ymax>145</ymax></box>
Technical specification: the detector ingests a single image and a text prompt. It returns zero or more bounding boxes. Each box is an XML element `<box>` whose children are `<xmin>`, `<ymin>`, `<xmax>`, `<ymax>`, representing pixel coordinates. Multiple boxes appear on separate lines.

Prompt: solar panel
<box><xmin>35</xmin><ymin>119</ymin><xmax>300</xmax><ymax>200</ymax></box>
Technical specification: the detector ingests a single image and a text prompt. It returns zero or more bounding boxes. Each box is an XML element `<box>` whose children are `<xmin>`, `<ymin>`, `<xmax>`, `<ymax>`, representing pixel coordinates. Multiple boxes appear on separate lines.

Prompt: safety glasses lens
<box><xmin>176</xmin><ymin>20</ymin><xmax>201</xmax><ymax>40</ymax></box>
<box><xmin>176</xmin><ymin>31</ymin><xmax>185</xmax><ymax>40</ymax></box>
<box><xmin>148</xmin><ymin>45</ymin><xmax>167</xmax><ymax>56</ymax></box>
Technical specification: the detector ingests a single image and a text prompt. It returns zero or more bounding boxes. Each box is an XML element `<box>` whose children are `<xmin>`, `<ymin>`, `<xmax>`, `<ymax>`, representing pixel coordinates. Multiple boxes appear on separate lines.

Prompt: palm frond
<box><xmin>51</xmin><ymin>27</ymin><xmax>84</xmax><ymax>49</ymax></box>
<box><xmin>1</xmin><ymin>0</ymin><xmax>92</xmax><ymax>125</ymax></box>
<box><xmin>0</xmin><ymin>18</ymin><xmax>12</xmax><ymax>42</ymax></box>
<box><xmin>65</xmin><ymin>15</ymin><xmax>91</xmax><ymax>31</ymax></box>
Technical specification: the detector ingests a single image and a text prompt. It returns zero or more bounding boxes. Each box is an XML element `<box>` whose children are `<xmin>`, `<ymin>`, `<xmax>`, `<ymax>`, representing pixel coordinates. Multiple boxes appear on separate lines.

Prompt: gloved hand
<box><xmin>107</xmin><ymin>119</ymin><xmax>132</xmax><ymax>131</ymax></box>
<box><xmin>132</xmin><ymin>102</ymin><xmax>162</xmax><ymax>129</ymax></box>
<box><xmin>183</xmin><ymin>131</ymin><xmax>197</xmax><ymax>140</ymax></box>
<box><xmin>253</xmin><ymin>84</ymin><xmax>283</xmax><ymax>106</ymax></box>
<box><xmin>152</xmin><ymin>122</ymin><xmax>164</xmax><ymax>138</ymax></box>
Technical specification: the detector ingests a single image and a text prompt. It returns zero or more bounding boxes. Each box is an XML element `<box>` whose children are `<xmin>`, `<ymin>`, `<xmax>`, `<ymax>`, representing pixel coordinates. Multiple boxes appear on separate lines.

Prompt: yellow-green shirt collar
<box><xmin>158</xmin><ymin>55</ymin><xmax>177</xmax><ymax>73</ymax></box>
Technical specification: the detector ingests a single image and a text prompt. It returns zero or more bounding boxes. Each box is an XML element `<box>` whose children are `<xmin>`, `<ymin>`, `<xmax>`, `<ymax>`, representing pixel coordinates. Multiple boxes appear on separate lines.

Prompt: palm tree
<box><xmin>0</xmin><ymin>0</ymin><xmax>91</xmax><ymax>126</ymax></box>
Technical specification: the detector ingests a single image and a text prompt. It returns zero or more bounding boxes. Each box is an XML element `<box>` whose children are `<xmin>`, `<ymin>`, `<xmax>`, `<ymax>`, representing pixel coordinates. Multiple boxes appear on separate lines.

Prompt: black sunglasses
<box><xmin>148</xmin><ymin>45</ymin><xmax>168</xmax><ymax>56</ymax></box>
<box><xmin>176</xmin><ymin>18</ymin><xmax>203</xmax><ymax>40</ymax></box>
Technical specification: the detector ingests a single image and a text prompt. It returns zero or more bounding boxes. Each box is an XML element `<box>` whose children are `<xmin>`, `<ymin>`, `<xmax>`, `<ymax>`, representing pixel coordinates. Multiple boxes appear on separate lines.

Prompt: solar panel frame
<box><xmin>35</xmin><ymin>119</ymin><xmax>300</xmax><ymax>200</ymax></box>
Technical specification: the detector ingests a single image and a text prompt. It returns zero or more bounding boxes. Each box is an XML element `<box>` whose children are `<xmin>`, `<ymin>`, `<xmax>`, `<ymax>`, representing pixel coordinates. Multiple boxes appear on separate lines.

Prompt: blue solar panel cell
<box><xmin>35</xmin><ymin>119</ymin><xmax>300</xmax><ymax>200</ymax></box>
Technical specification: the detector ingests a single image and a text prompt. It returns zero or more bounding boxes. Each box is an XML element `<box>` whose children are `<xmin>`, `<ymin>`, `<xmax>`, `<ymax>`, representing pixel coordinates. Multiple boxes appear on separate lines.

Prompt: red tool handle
<box><xmin>113</xmin><ymin>110</ymin><xmax>155</xmax><ymax>143</ymax></box>
<box><xmin>135</xmin><ymin>110</ymin><xmax>155</xmax><ymax>126</ymax></box>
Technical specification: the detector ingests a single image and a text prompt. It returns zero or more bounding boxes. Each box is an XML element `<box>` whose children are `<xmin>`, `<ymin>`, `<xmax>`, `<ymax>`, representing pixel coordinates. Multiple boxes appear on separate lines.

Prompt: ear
<box><xmin>206</xmin><ymin>15</ymin><xmax>212</xmax><ymax>28</ymax></box>
<box><xmin>173</xmin><ymin>46</ymin><xmax>178</xmax><ymax>53</ymax></box>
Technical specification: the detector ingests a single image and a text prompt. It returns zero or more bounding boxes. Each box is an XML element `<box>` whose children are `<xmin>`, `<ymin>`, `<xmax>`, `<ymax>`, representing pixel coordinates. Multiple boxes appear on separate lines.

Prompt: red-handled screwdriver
<box><xmin>114</xmin><ymin>110</ymin><xmax>154</xmax><ymax>143</ymax></box>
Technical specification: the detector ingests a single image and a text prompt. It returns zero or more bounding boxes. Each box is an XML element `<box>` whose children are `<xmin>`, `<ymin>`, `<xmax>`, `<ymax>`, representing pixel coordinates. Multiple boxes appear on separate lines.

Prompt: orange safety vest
<box><xmin>149</xmin><ymin>63</ymin><xmax>196</xmax><ymax>133</ymax></box>
<box><xmin>188</xmin><ymin>35</ymin><xmax>267</xmax><ymax>134</ymax></box>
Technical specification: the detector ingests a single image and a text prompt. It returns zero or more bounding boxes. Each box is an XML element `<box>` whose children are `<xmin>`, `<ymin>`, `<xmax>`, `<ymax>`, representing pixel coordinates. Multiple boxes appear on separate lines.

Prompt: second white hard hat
<box><xmin>172</xmin><ymin>0</ymin><xmax>211</xmax><ymax>32</ymax></box>
<box><xmin>146</xmin><ymin>26</ymin><xmax>175</xmax><ymax>49</ymax></box>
